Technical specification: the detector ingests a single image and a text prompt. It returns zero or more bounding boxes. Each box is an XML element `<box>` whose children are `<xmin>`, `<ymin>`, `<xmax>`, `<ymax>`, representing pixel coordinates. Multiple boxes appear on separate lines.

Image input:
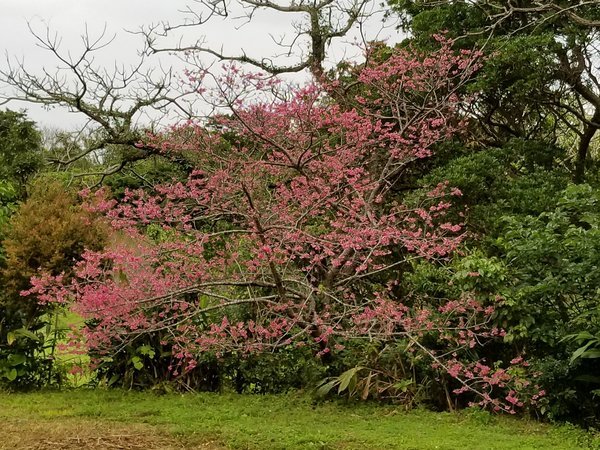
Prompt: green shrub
<box><xmin>0</xmin><ymin>179</ymin><xmax>107</xmax><ymax>388</ymax></box>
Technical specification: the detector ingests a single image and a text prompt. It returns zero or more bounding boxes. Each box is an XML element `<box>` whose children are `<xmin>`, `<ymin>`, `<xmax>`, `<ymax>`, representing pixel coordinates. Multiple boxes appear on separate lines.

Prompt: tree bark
<box><xmin>574</xmin><ymin>107</ymin><xmax>600</xmax><ymax>183</ymax></box>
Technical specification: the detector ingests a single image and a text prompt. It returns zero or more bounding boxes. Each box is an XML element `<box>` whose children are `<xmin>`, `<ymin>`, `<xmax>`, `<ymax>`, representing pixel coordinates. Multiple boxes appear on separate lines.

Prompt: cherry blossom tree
<box><xmin>24</xmin><ymin>37</ymin><xmax>541</xmax><ymax>411</ymax></box>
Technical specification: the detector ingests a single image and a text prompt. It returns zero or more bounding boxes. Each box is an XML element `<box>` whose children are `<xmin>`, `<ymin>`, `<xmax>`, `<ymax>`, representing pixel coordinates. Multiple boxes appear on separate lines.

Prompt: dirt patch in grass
<box><xmin>0</xmin><ymin>419</ymin><xmax>222</xmax><ymax>450</ymax></box>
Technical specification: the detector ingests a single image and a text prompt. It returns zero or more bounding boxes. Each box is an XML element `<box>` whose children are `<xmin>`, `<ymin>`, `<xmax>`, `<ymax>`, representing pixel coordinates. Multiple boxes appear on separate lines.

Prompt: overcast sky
<box><xmin>0</xmin><ymin>0</ymin><xmax>400</xmax><ymax>130</ymax></box>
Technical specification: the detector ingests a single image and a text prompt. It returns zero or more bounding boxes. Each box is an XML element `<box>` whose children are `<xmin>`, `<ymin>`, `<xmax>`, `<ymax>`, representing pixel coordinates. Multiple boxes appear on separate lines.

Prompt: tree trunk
<box><xmin>574</xmin><ymin>108</ymin><xmax>600</xmax><ymax>184</ymax></box>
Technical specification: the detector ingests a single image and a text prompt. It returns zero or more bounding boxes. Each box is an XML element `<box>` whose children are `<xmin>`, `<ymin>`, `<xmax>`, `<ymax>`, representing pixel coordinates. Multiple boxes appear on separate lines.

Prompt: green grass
<box><xmin>0</xmin><ymin>390</ymin><xmax>595</xmax><ymax>449</ymax></box>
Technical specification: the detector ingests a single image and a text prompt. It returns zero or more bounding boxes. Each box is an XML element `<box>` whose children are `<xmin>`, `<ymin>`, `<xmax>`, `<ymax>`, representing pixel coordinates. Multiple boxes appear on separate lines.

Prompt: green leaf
<box><xmin>570</xmin><ymin>341</ymin><xmax>595</xmax><ymax>364</ymax></box>
<box><xmin>581</xmin><ymin>350</ymin><xmax>600</xmax><ymax>359</ymax></box>
<box><xmin>6</xmin><ymin>368</ymin><xmax>17</xmax><ymax>381</ymax></box>
<box><xmin>131</xmin><ymin>356</ymin><xmax>143</xmax><ymax>370</ymax></box>
<box><xmin>316</xmin><ymin>379</ymin><xmax>338</xmax><ymax>397</ymax></box>
<box><xmin>107</xmin><ymin>374</ymin><xmax>120</xmax><ymax>386</ymax></box>
<box><xmin>7</xmin><ymin>354</ymin><xmax>26</xmax><ymax>366</ymax></box>
<box><xmin>393</xmin><ymin>379</ymin><xmax>414</xmax><ymax>393</ymax></box>
<box><xmin>138</xmin><ymin>345</ymin><xmax>155</xmax><ymax>358</ymax></box>
<box><xmin>563</xmin><ymin>331</ymin><xmax>595</xmax><ymax>343</ymax></box>
<box><xmin>199</xmin><ymin>295</ymin><xmax>210</xmax><ymax>309</ymax></box>
<box><xmin>13</xmin><ymin>328</ymin><xmax>40</xmax><ymax>342</ymax></box>
<box><xmin>338</xmin><ymin>367</ymin><xmax>361</xmax><ymax>394</ymax></box>
<box><xmin>6</xmin><ymin>332</ymin><xmax>15</xmax><ymax>346</ymax></box>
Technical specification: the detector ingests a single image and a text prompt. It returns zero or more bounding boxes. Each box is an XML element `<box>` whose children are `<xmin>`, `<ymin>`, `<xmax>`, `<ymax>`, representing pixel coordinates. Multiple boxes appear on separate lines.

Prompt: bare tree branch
<box><xmin>0</xmin><ymin>22</ymin><xmax>200</xmax><ymax>177</ymax></box>
<box><xmin>144</xmin><ymin>0</ymin><xmax>374</xmax><ymax>78</ymax></box>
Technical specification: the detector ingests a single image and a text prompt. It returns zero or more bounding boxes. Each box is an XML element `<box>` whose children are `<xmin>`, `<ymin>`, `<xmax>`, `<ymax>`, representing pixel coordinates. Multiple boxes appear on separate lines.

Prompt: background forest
<box><xmin>1</xmin><ymin>0</ymin><xmax>600</xmax><ymax>428</ymax></box>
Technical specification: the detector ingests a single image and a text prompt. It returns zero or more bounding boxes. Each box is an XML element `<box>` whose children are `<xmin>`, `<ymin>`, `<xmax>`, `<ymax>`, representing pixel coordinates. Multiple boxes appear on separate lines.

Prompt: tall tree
<box><xmin>390</xmin><ymin>0</ymin><xmax>600</xmax><ymax>182</ymax></box>
<box><xmin>0</xmin><ymin>110</ymin><xmax>43</xmax><ymax>190</ymax></box>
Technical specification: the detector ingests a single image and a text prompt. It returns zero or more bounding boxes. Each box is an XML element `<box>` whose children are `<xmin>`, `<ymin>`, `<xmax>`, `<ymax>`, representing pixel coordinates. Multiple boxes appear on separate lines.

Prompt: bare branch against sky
<box><xmin>0</xmin><ymin>0</ymin><xmax>399</xmax><ymax>129</ymax></box>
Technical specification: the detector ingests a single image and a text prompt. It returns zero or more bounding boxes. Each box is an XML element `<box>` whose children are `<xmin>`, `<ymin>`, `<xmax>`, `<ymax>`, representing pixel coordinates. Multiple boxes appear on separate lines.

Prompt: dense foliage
<box><xmin>0</xmin><ymin>179</ymin><xmax>107</xmax><ymax>386</ymax></box>
<box><xmin>0</xmin><ymin>110</ymin><xmax>43</xmax><ymax>191</ymax></box>
<box><xmin>386</xmin><ymin>0</ymin><xmax>600</xmax><ymax>422</ymax></box>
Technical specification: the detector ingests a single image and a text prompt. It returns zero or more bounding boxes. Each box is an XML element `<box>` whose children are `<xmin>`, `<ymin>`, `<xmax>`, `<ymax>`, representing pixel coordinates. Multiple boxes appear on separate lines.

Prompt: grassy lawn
<box><xmin>0</xmin><ymin>390</ymin><xmax>595</xmax><ymax>449</ymax></box>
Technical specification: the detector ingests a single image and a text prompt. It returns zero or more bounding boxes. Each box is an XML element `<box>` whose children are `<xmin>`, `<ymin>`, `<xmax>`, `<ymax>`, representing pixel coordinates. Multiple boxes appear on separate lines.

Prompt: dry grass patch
<box><xmin>0</xmin><ymin>418</ymin><xmax>222</xmax><ymax>450</ymax></box>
